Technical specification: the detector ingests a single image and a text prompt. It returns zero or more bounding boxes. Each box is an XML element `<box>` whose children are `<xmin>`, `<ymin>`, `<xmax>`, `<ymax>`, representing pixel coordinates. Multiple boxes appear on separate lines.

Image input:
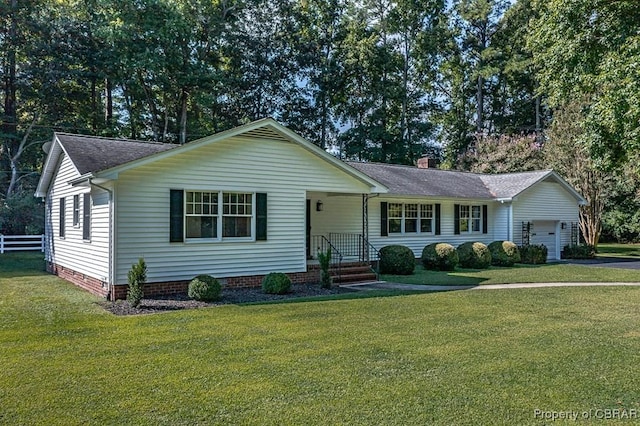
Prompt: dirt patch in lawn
<box><xmin>99</xmin><ymin>284</ymin><xmax>354</xmax><ymax>315</ymax></box>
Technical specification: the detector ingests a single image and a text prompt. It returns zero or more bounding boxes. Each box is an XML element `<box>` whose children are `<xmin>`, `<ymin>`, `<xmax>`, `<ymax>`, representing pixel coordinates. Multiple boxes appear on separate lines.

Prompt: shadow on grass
<box><xmin>382</xmin><ymin>263</ymin><xmax>568</xmax><ymax>287</ymax></box>
<box><xmin>236</xmin><ymin>289</ymin><xmax>433</xmax><ymax>306</ymax></box>
<box><xmin>0</xmin><ymin>252</ymin><xmax>46</xmax><ymax>278</ymax></box>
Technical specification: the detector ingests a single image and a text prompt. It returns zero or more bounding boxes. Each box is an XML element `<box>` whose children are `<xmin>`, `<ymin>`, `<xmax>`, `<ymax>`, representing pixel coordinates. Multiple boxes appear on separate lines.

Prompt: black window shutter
<box><xmin>435</xmin><ymin>203</ymin><xmax>441</xmax><ymax>235</ymax></box>
<box><xmin>380</xmin><ymin>202</ymin><xmax>388</xmax><ymax>236</ymax></box>
<box><xmin>256</xmin><ymin>192</ymin><xmax>267</xmax><ymax>241</ymax></box>
<box><xmin>482</xmin><ymin>204</ymin><xmax>488</xmax><ymax>234</ymax></box>
<box><xmin>170</xmin><ymin>190</ymin><xmax>184</xmax><ymax>242</ymax></box>
<box><xmin>83</xmin><ymin>193</ymin><xmax>91</xmax><ymax>240</ymax></box>
<box><xmin>59</xmin><ymin>198</ymin><xmax>65</xmax><ymax>238</ymax></box>
<box><xmin>454</xmin><ymin>204</ymin><xmax>460</xmax><ymax>235</ymax></box>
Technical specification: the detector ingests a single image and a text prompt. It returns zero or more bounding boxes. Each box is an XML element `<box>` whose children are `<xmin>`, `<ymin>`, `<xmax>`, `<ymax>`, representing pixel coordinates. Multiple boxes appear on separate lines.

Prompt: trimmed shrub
<box><xmin>379</xmin><ymin>245</ymin><xmax>416</xmax><ymax>275</ymax></box>
<box><xmin>562</xmin><ymin>244</ymin><xmax>596</xmax><ymax>259</ymax></box>
<box><xmin>457</xmin><ymin>242</ymin><xmax>492</xmax><ymax>269</ymax></box>
<box><xmin>488</xmin><ymin>241</ymin><xmax>521</xmax><ymax>266</ymax></box>
<box><xmin>262</xmin><ymin>272</ymin><xmax>292</xmax><ymax>295</ymax></box>
<box><xmin>421</xmin><ymin>243</ymin><xmax>459</xmax><ymax>271</ymax></box>
<box><xmin>127</xmin><ymin>258</ymin><xmax>147</xmax><ymax>308</ymax></box>
<box><xmin>519</xmin><ymin>244</ymin><xmax>548</xmax><ymax>264</ymax></box>
<box><xmin>188</xmin><ymin>274</ymin><xmax>222</xmax><ymax>301</ymax></box>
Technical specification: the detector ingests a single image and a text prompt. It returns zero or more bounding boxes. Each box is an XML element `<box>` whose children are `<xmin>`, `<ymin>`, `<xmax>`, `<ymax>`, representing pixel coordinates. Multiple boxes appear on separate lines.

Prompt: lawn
<box><xmin>382</xmin><ymin>262</ymin><xmax>640</xmax><ymax>287</ymax></box>
<box><xmin>598</xmin><ymin>243</ymin><xmax>640</xmax><ymax>258</ymax></box>
<box><xmin>2</xmin><ymin>253</ymin><xmax>640</xmax><ymax>425</ymax></box>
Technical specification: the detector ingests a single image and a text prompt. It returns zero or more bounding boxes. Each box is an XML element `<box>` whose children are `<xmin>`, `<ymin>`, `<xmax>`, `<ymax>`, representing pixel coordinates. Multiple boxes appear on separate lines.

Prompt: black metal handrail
<box><xmin>311</xmin><ymin>235</ymin><xmax>343</xmax><ymax>281</ymax></box>
<box><xmin>361</xmin><ymin>236</ymin><xmax>381</xmax><ymax>280</ymax></box>
<box><xmin>311</xmin><ymin>233</ymin><xmax>381</xmax><ymax>282</ymax></box>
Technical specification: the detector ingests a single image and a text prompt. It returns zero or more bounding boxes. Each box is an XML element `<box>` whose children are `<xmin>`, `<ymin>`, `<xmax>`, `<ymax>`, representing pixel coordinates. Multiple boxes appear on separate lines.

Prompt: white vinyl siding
<box><xmin>114</xmin><ymin>136</ymin><xmax>373</xmax><ymax>284</ymax></box>
<box><xmin>44</xmin><ymin>154</ymin><xmax>110</xmax><ymax>282</ymax></box>
<box><xmin>368</xmin><ymin>198</ymin><xmax>497</xmax><ymax>258</ymax></box>
<box><xmin>513</xmin><ymin>181</ymin><xmax>579</xmax><ymax>259</ymax></box>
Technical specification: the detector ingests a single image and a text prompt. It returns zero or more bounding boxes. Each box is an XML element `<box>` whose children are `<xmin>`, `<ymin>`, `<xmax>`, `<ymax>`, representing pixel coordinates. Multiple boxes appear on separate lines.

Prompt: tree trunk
<box><xmin>179</xmin><ymin>89</ymin><xmax>188</xmax><ymax>145</ymax></box>
<box><xmin>104</xmin><ymin>78</ymin><xmax>113</xmax><ymax>127</ymax></box>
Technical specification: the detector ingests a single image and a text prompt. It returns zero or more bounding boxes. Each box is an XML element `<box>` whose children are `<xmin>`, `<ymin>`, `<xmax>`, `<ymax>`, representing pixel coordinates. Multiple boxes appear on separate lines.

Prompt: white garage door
<box><xmin>530</xmin><ymin>221</ymin><xmax>559</xmax><ymax>260</ymax></box>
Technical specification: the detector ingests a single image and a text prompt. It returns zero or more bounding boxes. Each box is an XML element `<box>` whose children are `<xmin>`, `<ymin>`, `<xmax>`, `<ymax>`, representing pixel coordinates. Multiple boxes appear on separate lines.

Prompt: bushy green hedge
<box><xmin>262</xmin><ymin>272</ymin><xmax>292</xmax><ymax>294</ymax></box>
<box><xmin>421</xmin><ymin>243</ymin><xmax>459</xmax><ymax>271</ymax></box>
<box><xmin>562</xmin><ymin>244</ymin><xmax>596</xmax><ymax>259</ymax></box>
<box><xmin>488</xmin><ymin>241</ymin><xmax>521</xmax><ymax>266</ymax></box>
<box><xmin>188</xmin><ymin>274</ymin><xmax>222</xmax><ymax>301</ymax></box>
<box><xmin>519</xmin><ymin>244</ymin><xmax>548</xmax><ymax>264</ymax></box>
<box><xmin>379</xmin><ymin>245</ymin><xmax>416</xmax><ymax>275</ymax></box>
<box><xmin>457</xmin><ymin>242</ymin><xmax>492</xmax><ymax>269</ymax></box>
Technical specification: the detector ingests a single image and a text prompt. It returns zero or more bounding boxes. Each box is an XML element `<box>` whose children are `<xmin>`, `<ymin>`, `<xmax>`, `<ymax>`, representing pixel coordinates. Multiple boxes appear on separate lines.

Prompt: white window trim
<box><xmin>459</xmin><ymin>204</ymin><xmax>483</xmax><ymax>234</ymax></box>
<box><xmin>184</xmin><ymin>190</ymin><xmax>256</xmax><ymax>243</ymax></box>
<box><xmin>73</xmin><ymin>194</ymin><xmax>80</xmax><ymax>228</ymax></box>
<box><xmin>389</xmin><ymin>203</ymin><xmax>435</xmax><ymax>235</ymax></box>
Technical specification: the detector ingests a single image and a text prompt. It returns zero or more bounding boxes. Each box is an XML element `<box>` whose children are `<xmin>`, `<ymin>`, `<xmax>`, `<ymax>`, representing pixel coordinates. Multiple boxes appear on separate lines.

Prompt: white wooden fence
<box><xmin>0</xmin><ymin>235</ymin><xmax>45</xmax><ymax>254</ymax></box>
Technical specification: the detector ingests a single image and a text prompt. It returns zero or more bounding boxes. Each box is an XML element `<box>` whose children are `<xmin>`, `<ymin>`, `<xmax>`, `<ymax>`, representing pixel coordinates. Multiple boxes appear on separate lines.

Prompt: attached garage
<box><xmin>530</xmin><ymin>221</ymin><xmax>560</xmax><ymax>260</ymax></box>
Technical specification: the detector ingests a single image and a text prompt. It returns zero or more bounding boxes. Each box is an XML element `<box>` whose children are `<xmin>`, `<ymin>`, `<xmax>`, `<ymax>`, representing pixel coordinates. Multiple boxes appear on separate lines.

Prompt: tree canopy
<box><xmin>1</xmin><ymin>0</ymin><xmax>639</xmax><ymax>242</ymax></box>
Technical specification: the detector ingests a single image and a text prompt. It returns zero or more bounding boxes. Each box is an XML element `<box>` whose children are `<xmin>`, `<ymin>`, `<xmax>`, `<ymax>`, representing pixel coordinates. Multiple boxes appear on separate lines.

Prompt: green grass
<box><xmin>598</xmin><ymin>243</ymin><xmax>640</xmax><ymax>258</ymax></box>
<box><xmin>382</xmin><ymin>263</ymin><xmax>640</xmax><ymax>286</ymax></box>
<box><xmin>2</xmin><ymin>253</ymin><xmax>640</xmax><ymax>425</ymax></box>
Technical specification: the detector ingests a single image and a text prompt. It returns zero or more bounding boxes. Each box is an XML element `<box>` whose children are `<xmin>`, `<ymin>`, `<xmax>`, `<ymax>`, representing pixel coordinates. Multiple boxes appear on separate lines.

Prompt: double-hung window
<box><xmin>471</xmin><ymin>205</ymin><xmax>482</xmax><ymax>232</ymax></box>
<box><xmin>73</xmin><ymin>195</ymin><xmax>80</xmax><ymax>227</ymax></box>
<box><xmin>186</xmin><ymin>191</ymin><xmax>218</xmax><ymax>239</ymax></box>
<box><xmin>223</xmin><ymin>193</ymin><xmax>252</xmax><ymax>238</ymax></box>
<box><xmin>420</xmin><ymin>204</ymin><xmax>434</xmax><ymax>233</ymax></box>
<box><xmin>455</xmin><ymin>204</ymin><xmax>486</xmax><ymax>234</ymax></box>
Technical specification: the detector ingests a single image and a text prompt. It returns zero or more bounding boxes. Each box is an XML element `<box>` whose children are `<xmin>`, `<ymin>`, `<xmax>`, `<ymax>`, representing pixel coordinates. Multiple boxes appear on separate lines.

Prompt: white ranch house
<box><xmin>35</xmin><ymin>118</ymin><xmax>586</xmax><ymax>300</ymax></box>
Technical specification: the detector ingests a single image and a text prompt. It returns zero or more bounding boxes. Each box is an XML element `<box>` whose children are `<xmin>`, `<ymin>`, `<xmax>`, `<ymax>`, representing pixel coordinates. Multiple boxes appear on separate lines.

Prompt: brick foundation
<box><xmin>48</xmin><ymin>261</ymin><xmax>325</xmax><ymax>301</ymax></box>
<box><xmin>47</xmin><ymin>262</ymin><xmax>109</xmax><ymax>298</ymax></box>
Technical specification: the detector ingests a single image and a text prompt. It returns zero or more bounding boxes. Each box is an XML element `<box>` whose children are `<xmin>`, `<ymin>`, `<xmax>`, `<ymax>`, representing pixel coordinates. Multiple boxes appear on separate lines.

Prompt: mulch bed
<box><xmin>99</xmin><ymin>283</ymin><xmax>355</xmax><ymax>316</ymax></box>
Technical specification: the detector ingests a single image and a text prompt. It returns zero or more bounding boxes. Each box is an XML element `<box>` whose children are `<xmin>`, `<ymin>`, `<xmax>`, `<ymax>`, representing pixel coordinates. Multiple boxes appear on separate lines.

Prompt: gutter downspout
<box><xmin>89</xmin><ymin>179</ymin><xmax>115</xmax><ymax>300</ymax></box>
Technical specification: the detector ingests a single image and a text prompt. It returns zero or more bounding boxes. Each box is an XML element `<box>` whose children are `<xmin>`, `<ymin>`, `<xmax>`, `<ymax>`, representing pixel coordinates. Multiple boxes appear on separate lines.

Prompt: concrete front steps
<box><xmin>331</xmin><ymin>262</ymin><xmax>378</xmax><ymax>284</ymax></box>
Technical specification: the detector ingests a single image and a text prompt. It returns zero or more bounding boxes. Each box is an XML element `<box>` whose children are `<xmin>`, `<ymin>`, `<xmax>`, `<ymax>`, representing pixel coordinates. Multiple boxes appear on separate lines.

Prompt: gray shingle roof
<box><xmin>347</xmin><ymin>162</ymin><xmax>495</xmax><ymax>199</ymax></box>
<box><xmin>347</xmin><ymin>162</ymin><xmax>554</xmax><ymax>200</ymax></box>
<box><xmin>478</xmin><ymin>170</ymin><xmax>553</xmax><ymax>199</ymax></box>
<box><xmin>56</xmin><ymin>133</ymin><xmax>177</xmax><ymax>175</ymax></box>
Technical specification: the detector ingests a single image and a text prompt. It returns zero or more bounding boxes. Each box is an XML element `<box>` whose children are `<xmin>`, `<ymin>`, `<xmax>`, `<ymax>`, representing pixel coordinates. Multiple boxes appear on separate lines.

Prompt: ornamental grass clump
<box><xmin>379</xmin><ymin>245</ymin><xmax>416</xmax><ymax>275</ymax></box>
<box><xmin>457</xmin><ymin>242</ymin><xmax>492</xmax><ymax>269</ymax></box>
<box><xmin>421</xmin><ymin>243</ymin><xmax>459</xmax><ymax>271</ymax></box>
<box><xmin>126</xmin><ymin>258</ymin><xmax>147</xmax><ymax>308</ymax></box>
<box><xmin>488</xmin><ymin>241</ymin><xmax>521</xmax><ymax>266</ymax></box>
<box><xmin>188</xmin><ymin>275</ymin><xmax>222</xmax><ymax>301</ymax></box>
<box><xmin>262</xmin><ymin>272</ymin><xmax>292</xmax><ymax>295</ymax></box>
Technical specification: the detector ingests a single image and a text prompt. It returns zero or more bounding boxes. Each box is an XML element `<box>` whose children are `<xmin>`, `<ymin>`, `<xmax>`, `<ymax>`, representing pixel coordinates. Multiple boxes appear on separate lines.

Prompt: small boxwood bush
<box><xmin>262</xmin><ymin>272</ymin><xmax>292</xmax><ymax>294</ymax></box>
<box><xmin>562</xmin><ymin>244</ymin><xmax>596</xmax><ymax>259</ymax></box>
<box><xmin>188</xmin><ymin>274</ymin><xmax>222</xmax><ymax>301</ymax></box>
<box><xmin>379</xmin><ymin>245</ymin><xmax>416</xmax><ymax>275</ymax></box>
<box><xmin>519</xmin><ymin>244</ymin><xmax>548</xmax><ymax>264</ymax></box>
<box><xmin>488</xmin><ymin>241</ymin><xmax>521</xmax><ymax>266</ymax></box>
<box><xmin>457</xmin><ymin>242</ymin><xmax>492</xmax><ymax>269</ymax></box>
<box><xmin>421</xmin><ymin>243</ymin><xmax>459</xmax><ymax>271</ymax></box>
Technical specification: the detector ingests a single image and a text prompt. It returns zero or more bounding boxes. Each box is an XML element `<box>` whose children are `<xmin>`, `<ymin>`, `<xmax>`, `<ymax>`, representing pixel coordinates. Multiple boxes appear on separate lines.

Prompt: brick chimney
<box><xmin>417</xmin><ymin>157</ymin><xmax>437</xmax><ymax>169</ymax></box>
